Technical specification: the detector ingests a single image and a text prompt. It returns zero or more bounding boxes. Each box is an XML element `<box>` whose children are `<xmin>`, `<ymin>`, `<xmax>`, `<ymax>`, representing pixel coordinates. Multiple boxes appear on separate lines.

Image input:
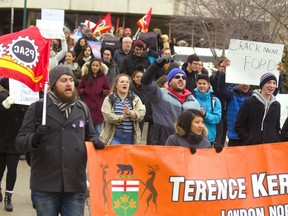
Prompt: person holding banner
<box><xmin>165</xmin><ymin>109</ymin><xmax>211</xmax><ymax>151</ymax></box>
<box><xmin>15</xmin><ymin>65</ymin><xmax>105</xmax><ymax>216</ymax></box>
<box><xmin>0</xmin><ymin>78</ymin><xmax>27</xmax><ymax>212</ymax></box>
<box><xmin>142</xmin><ymin>56</ymin><xmax>200</xmax><ymax>145</ymax></box>
<box><xmin>194</xmin><ymin>74</ymin><xmax>222</xmax><ymax>144</ymax></box>
<box><xmin>100</xmin><ymin>74</ymin><xmax>146</xmax><ymax>145</ymax></box>
<box><xmin>235</xmin><ymin>73</ymin><xmax>282</xmax><ymax>145</ymax></box>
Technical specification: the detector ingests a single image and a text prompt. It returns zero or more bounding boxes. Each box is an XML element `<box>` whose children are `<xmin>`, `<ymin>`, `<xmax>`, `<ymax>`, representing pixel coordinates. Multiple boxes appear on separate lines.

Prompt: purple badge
<box><xmin>79</xmin><ymin>120</ymin><xmax>85</xmax><ymax>128</ymax></box>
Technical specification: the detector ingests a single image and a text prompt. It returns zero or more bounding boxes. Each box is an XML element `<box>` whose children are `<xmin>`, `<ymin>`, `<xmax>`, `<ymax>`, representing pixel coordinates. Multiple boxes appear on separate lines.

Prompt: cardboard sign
<box><xmin>9</xmin><ymin>79</ymin><xmax>39</xmax><ymax>105</ymax></box>
<box><xmin>277</xmin><ymin>94</ymin><xmax>288</xmax><ymax>127</ymax></box>
<box><xmin>226</xmin><ymin>39</ymin><xmax>284</xmax><ymax>85</ymax></box>
<box><xmin>41</xmin><ymin>8</ymin><xmax>64</xmax><ymax>23</ymax></box>
<box><xmin>36</xmin><ymin>19</ymin><xmax>65</xmax><ymax>39</ymax></box>
<box><xmin>86</xmin><ymin>142</ymin><xmax>288</xmax><ymax>216</ymax></box>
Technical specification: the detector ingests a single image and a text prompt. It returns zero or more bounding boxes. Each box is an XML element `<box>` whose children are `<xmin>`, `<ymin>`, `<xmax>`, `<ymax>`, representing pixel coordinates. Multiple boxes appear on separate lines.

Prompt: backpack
<box><xmin>101</xmin><ymin>36</ymin><xmax>122</xmax><ymax>52</ymax></box>
<box><xmin>25</xmin><ymin>99</ymin><xmax>89</xmax><ymax>166</ymax></box>
<box><xmin>108</xmin><ymin>91</ymin><xmax>136</xmax><ymax>109</ymax></box>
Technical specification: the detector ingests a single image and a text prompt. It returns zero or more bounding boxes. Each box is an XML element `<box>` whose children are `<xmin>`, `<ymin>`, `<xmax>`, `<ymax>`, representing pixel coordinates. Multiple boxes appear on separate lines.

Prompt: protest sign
<box><xmin>226</xmin><ymin>39</ymin><xmax>284</xmax><ymax>85</ymax></box>
<box><xmin>276</xmin><ymin>94</ymin><xmax>288</xmax><ymax>127</ymax></box>
<box><xmin>86</xmin><ymin>142</ymin><xmax>288</xmax><ymax>216</ymax></box>
<box><xmin>36</xmin><ymin>19</ymin><xmax>65</xmax><ymax>39</ymax></box>
<box><xmin>41</xmin><ymin>8</ymin><xmax>64</xmax><ymax>23</ymax></box>
<box><xmin>9</xmin><ymin>79</ymin><xmax>39</xmax><ymax>105</ymax></box>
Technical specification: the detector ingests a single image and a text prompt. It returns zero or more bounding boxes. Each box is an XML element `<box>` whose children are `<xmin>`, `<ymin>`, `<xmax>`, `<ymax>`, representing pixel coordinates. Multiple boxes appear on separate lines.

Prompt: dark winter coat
<box><xmin>235</xmin><ymin>91</ymin><xmax>281</xmax><ymax>145</ymax></box>
<box><xmin>119</xmin><ymin>53</ymin><xmax>151</xmax><ymax>77</ymax></box>
<box><xmin>113</xmin><ymin>49</ymin><xmax>131</xmax><ymax>73</ymax></box>
<box><xmin>15</xmin><ymin>96</ymin><xmax>97</xmax><ymax>192</ymax></box>
<box><xmin>281</xmin><ymin>117</ymin><xmax>288</xmax><ymax>141</ymax></box>
<box><xmin>78</xmin><ymin>72</ymin><xmax>111</xmax><ymax>124</ymax></box>
<box><xmin>0</xmin><ymin>91</ymin><xmax>27</xmax><ymax>154</ymax></box>
<box><xmin>181</xmin><ymin>62</ymin><xmax>198</xmax><ymax>96</ymax></box>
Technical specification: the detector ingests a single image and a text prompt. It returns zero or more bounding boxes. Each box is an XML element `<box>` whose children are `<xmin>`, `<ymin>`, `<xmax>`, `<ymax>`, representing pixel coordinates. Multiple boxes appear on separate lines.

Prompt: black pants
<box><xmin>228</xmin><ymin>139</ymin><xmax>244</xmax><ymax>147</ymax></box>
<box><xmin>0</xmin><ymin>153</ymin><xmax>20</xmax><ymax>191</ymax></box>
<box><xmin>215</xmin><ymin>113</ymin><xmax>228</xmax><ymax>146</ymax></box>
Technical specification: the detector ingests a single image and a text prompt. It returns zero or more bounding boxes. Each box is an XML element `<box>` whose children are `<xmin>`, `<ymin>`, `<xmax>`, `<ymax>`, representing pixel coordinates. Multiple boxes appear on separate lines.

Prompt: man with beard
<box><xmin>15</xmin><ymin>65</ymin><xmax>105</xmax><ymax>216</ymax></box>
<box><xmin>142</xmin><ymin>57</ymin><xmax>200</xmax><ymax>145</ymax></box>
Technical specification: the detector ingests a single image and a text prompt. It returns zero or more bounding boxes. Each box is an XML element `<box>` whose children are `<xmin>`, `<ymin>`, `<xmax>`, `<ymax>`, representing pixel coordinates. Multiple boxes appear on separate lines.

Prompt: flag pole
<box><xmin>41</xmin><ymin>81</ymin><xmax>48</xmax><ymax>125</ymax></box>
<box><xmin>134</xmin><ymin>28</ymin><xmax>141</xmax><ymax>39</ymax></box>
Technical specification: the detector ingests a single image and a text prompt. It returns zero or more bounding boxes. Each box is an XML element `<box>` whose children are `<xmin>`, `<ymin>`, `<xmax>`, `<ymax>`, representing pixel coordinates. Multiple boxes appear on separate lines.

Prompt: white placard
<box><xmin>276</xmin><ymin>94</ymin><xmax>288</xmax><ymax>127</ymax></box>
<box><xmin>41</xmin><ymin>8</ymin><xmax>64</xmax><ymax>24</ymax></box>
<box><xmin>226</xmin><ymin>39</ymin><xmax>284</xmax><ymax>85</ymax></box>
<box><xmin>9</xmin><ymin>79</ymin><xmax>39</xmax><ymax>105</ymax></box>
<box><xmin>36</xmin><ymin>19</ymin><xmax>65</xmax><ymax>39</ymax></box>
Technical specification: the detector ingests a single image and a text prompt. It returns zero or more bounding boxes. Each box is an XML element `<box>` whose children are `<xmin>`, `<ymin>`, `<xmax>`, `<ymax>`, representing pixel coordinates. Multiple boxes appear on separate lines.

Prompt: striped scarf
<box><xmin>49</xmin><ymin>91</ymin><xmax>76</xmax><ymax>119</ymax></box>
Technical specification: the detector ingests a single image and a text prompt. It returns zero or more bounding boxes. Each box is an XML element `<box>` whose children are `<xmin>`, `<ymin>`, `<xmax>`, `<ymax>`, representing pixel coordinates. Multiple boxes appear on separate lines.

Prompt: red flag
<box><xmin>92</xmin><ymin>13</ymin><xmax>112</xmax><ymax>34</ymax></box>
<box><xmin>0</xmin><ymin>27</ymin><xmax>50</xmax><ymax>92</ymax></box>
<box><xmin>137</xmin><ymin>8</ymin><xmax>152</xmax><ymax>32</ymax></box>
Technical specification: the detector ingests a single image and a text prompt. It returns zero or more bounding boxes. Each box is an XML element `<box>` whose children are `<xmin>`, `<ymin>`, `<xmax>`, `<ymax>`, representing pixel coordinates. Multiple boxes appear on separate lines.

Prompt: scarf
<box><xmin>49</xmin><ymin>91</ymin><xmax>76</xmax><ymax>119</ymax></box>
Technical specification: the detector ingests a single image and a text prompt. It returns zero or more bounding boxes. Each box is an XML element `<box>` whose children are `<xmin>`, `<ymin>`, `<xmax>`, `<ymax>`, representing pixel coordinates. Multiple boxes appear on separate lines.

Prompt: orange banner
<box><xmin>86</xmin><ymin>142</ymin><xmax>288</xmax><ymax>216</ymax></box>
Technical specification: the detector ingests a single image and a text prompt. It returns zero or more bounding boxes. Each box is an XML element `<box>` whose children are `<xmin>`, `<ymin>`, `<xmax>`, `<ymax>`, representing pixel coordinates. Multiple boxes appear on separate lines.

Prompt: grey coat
<box><xmin>15</xmin><ymin>96</ymin><xmax>97</xmax><ymax>193</ymax></box>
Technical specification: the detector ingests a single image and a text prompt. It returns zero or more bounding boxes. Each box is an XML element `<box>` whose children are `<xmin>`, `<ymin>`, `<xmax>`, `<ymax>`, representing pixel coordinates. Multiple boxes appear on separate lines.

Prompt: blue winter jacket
<box><xmin>194</xmin><ymin>87</ymin><xmax>222</xmax><ymax>142</ymax></box>
<box><xmin>218</xmin><ymin>72</ymin><xmax>253</xmax><ymax>140</ymax></box>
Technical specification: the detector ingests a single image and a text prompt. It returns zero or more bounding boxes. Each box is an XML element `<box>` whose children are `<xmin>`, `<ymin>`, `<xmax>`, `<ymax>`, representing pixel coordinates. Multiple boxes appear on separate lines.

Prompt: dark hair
<box><xmin>131</xmin><ymin>64</ymin><xmax>145</xmax><ymax>80</ymax></box>
<box><xmin>176</xmin><ymin>109</ymin><xmax>205</xmax><ymax>136</ymax></box>
<box><xmin>100</xmin><ymin>46</ymin><xmax>114</xmax><ymax>59</ymax></box>
<box><xmin>65</xmin><ymin>50</ymin><xmax>77</xmax><ymax>62</ymax></box>
<box><xmin>85</xmin><ymin>58</ymin><xmax>103</xmax><ymax>86</ymax></box>
<box><xmin>77</xmin><ymin>45</ymin><xmax>95</xmax><ymax>61</ymax></box>
<box><xmin>187</xmin><ymin>54</ymin><xmax>200</xmax><ymax>63</ymax></box>
<box><xmin>196</xmin><ymin>74</ymin><xmax>210</xmax><ymax>82</ymax></box>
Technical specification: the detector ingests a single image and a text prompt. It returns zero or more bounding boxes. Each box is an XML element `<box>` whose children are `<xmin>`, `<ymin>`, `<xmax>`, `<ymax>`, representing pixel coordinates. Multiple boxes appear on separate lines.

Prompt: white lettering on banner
<box><xmin>169</xmin><ymin>176</ymin><xmax>247</xmax><ymax>202</ymax></box>
<box><xmin>269</xmin><ymin>204</ymin><xmax>288</xmax><ymax>216</ymax></box>
<box><xmin>13</xmin><ymin>46</ymin><xmax>35</xmax><ymax>59</ymax></box>
<box><xmin>251</xmin><ymin>173</ymin><xmax>288</xmax><ymax>198</ymax></box>
<box><xmin>221</xmin><ymin>207</ymin><xmax>265</xmax><ymax>216</ymax></box>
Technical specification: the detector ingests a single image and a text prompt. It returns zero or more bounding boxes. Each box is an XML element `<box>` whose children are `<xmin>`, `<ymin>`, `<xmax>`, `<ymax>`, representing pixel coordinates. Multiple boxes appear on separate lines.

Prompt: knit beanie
<box><xmin>49</xmin><ymin>65</ymin><xmax>75</xmax><ymax>88</ymax></box>
<box><xmin>133</xmin><ymin>40</ymin><xmax>145</xmax><ymax>49</ymax></box>
<box><xmin>167</xmin><ymin>68</ymin><xmax>187</xmax><ymax>84</ymax></box>
<box><xmin>259</xmin><ymin>72</ymin><xmax>277</xmax><ymax>89</ymax></box>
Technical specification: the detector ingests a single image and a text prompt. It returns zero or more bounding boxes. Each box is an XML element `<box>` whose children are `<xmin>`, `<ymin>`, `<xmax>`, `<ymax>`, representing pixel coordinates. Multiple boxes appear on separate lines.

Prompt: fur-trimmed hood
<box><xmin>81</xmin><ymin>61</ymin><xmax>108</xmax><ymax>76</ymax></box>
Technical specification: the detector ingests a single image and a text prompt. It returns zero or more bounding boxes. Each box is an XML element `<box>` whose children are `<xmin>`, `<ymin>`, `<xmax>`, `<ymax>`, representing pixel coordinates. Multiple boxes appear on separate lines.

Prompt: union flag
<box><xmin>137</xmin><ymin>8</ymin><xmax>152</xmax><ymax>32</ymax></box>
<box><xmin>92</xmin><ymin>13</ymin><xmax>112</xmax><ymax>34</ymax></box>
<box><xmin>0</xmin><ymin>26</ymin><xmax>50</xmax><ymax>92</ymax></box>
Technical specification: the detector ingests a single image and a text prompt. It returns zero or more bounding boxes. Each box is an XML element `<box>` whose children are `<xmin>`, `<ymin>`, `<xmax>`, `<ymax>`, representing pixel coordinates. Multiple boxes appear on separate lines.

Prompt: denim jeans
<box><xmin>31</xmin><ymin>190</ymin><xmax>85</xmax><ymax>216</ymax></box>
<box><xmin>110</xmin><ymin>129</ymin><xmax>133</xmax><ymax>145</ymax></box>
<box><xmin>94</xmin><ymin>123</ymin><xmax>103</xmax><ymax>138</ymax></box>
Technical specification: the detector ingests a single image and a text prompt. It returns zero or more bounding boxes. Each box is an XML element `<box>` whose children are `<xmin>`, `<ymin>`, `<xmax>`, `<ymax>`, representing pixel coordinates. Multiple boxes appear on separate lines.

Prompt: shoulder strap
<box><xmin>211</xmin><ymin>93</ymin><xmax>216</xmax><ymax>112</ymax></box>
<box><xmin>78</xmin><ymin>100</ymin><xmax>89</xmax><ymax>124</ymax></box>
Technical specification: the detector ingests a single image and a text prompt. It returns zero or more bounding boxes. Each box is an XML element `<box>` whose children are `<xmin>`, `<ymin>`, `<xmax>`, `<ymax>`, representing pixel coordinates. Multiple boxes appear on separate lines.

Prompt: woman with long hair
<box><xmin>73</xmin><ymin>37</ymin><xmax>88</xmax><ymax>58</ymax></box>
<box><xmin>78</xmin><ymin>58</ymin><xmax>111</xmax><ymax>138</ymax></box>
<box><xmin>77</xmin><ymin>45</ymin><xmax>95</xmax><ymax>68</ymax></box>
<box><xmin>100</xmin><ymin>74</ymin><xmax>146</xmax><ymax>145</ymax></box>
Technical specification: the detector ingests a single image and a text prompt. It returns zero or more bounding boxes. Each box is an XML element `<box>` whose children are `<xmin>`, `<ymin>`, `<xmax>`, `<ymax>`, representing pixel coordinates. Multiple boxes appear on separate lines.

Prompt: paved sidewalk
<box><xmin>1</xmin><ymin>160</ymin><xmax>91</xmax><ymax>216</ymax></box>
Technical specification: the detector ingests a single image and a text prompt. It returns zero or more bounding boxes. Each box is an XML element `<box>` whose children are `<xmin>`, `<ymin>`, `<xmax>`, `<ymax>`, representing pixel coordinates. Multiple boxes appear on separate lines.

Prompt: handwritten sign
<box><xmin>36</xmin><ymin>19</ymin><xmax>65</xmax><ymax>39</ymax></box>
<box><xmin>276</xmin><ymin>94</ymin><xmax>288</xmax><ymax>127</ymax></box>
<box><xmin>41</xmin><ymin>8</ymin><xmax>64</xmax><ymax>24</ymax></box>
<box><xmin>9</xmin><ymin>79</ymin><xmax>39</xmax><ymax>105</ymax></box>
<box><xmin>226</xmin><ymin>39</ymin><xmax>284</xmax><ymax>85</ymax></box>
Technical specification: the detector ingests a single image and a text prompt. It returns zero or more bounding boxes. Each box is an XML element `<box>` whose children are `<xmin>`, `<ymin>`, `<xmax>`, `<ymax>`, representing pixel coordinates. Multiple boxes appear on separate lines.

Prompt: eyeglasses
<box><xmin>173</xmin><ymin>75</ymin><xmax>186</xmax><ymax>80</ymax></box>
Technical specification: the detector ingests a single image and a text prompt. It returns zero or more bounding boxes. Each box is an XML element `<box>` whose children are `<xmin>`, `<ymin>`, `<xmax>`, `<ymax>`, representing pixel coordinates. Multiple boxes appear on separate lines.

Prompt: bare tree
<box><xmin>171</xmin><ymin>0</ymin><xmax>288</xmax><ymax>62</ymax></box>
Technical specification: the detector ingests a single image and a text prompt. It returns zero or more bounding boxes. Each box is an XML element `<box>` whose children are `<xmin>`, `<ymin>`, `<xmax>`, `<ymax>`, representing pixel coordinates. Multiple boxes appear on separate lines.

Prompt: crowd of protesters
<box><xmin>1</xmin><ymin>23</ymin><xmax>288</xmax><ymax>215</ymax></box>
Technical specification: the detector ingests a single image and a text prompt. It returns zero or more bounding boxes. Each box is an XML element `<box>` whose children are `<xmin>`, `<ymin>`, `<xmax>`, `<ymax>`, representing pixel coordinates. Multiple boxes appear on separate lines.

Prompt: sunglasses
<box><xmin>173</xmin><ymin>75</ymin><xmax>186</xmax><ymax>80</ymax></box>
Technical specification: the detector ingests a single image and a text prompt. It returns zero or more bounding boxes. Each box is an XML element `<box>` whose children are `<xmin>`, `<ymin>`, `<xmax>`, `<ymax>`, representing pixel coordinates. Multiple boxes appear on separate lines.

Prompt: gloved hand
<box><xmin>2</xmin><ymin>96</ymin><xmax>15</xmax><ymax>109</ymax></box>
<box><xmin>214</xmin><ymin>144</ymin><xmax>224</xmax><ymax>153</ymax></box>
<box><xmin>32</xmin><ymin>125</ymin><xmax>49</xmax><ymax>148</ymax></box>
<box><xmin>155</xmin><ymin>55</ymin><xmax>174</xmax><ymax>67</ymax></box>
<box><xmin>190</xmin><ymin>147</ymin><xmax>197</xmax><ymax>154</ymax></box>
<box><xmin>93</xmin><ymin>138</ymin><xmax>105</xmax><ymax>150</ymax></box>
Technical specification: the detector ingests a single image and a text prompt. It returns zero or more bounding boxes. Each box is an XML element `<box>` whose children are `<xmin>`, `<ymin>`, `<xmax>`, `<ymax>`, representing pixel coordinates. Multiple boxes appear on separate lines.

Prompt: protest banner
<box><xmin>0</xmin><ymin>26</ymin><xmax>50</xmax><ymax>92</ymax></box>
<box><xmin>86</xmin><ymin>142</ymin><xmax>288</xmax><ymax>216</ymax></box>
<box><xmin>226</xmin><ymin>39</ymin><xmax>284</xmax><ymax>85</ymax></box>
<box><xmin>9</xmin><ymin>79</ymin><xmax>39</xmax><ymax>105</ymax></box>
